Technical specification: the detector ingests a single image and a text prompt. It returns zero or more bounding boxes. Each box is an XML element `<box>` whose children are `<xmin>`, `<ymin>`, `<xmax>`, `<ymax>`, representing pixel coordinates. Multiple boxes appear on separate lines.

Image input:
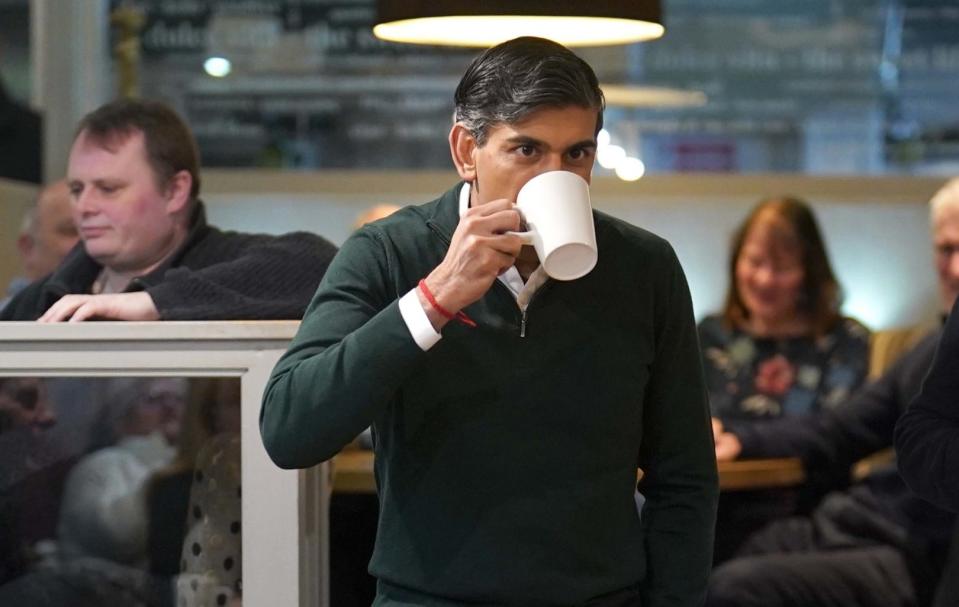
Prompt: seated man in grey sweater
<box><xmin>1</xmin><ymin>98</ymin><xmax>337</xmax><ymax>322</ymax></box>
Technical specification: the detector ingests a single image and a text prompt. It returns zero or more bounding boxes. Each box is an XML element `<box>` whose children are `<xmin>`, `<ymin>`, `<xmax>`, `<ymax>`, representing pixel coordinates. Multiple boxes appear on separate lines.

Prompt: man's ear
<box><xmin>449</xmin><ymin>123</ymin><xmax>478</xmax><ymax>182</ymax></box>
<box><xmin>164</xmin><ymin>170</ymin><xmax>193</xmax><ymax>215</ymax></box>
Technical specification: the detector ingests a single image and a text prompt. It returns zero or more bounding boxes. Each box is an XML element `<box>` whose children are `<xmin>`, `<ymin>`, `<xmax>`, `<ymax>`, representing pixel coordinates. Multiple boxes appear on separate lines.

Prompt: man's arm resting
<box><xmin>37</xmin><ymin>292</ymin><xmax>160</xmax><ymax>322</ymax></box>
<box><xmin>148</xmin><ymin>231</ymin><xmax>338</xmax><ymax>320</ymax></box>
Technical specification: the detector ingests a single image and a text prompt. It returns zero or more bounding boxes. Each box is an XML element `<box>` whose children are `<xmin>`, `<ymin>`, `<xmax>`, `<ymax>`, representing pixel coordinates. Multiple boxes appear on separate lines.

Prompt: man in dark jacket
<box><xmin>261</xmin><ymin>37</ymin><xmax>718</xmax><ymax>607</ymax></box>
<box><xmin>896</xmin><ymin>296</ymin><xmax>959</xmax><ymax>512</ymax></box>
<box><xmin>708</xmin><ymin>177</ymin><xmax>959</xmax><ymax>607</ymax></box>
<box><xmin>896</xmin><ymin>177</ymin><xmax>959</xmax><ymax>514</ymax></box>
<box><xmin>1</xmin><ymin>98</ymin><xmax>337</xmax><ymax>322</ymax></box>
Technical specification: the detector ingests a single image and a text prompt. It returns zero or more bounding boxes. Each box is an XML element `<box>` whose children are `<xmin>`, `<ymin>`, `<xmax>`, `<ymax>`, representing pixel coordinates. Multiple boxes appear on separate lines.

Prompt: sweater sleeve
<box><xmin>732</xmin><ymin>330</ymin><xmax>937</xmax><ymax>484</ymax></box>
<box><xmin>896</xmin><ymin>300</ymin><xmax>959</xmax><ymax>512</ymax></box>
<box><xmin>637</xmin><ymin>243</ymin><xmax>719</xmax><ymax>607</ymax></box>
<box><xmin>732</xmin><ymin>364</ymin><xmax>902</xmax><ymax>467</ymax></box>
<box><xmin>259</xmin><ymin>229</ymin><xmax>427</xmax><ymax>468</ymax></box>
<box><xmin>146</xmin><ymin>231</ymin><xmax>338</xmax><ymax>320</ymax></box>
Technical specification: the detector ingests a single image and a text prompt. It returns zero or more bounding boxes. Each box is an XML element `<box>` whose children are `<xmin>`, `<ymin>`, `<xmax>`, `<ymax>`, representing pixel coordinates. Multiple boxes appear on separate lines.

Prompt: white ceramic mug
<box><xmin>510</xmin><ymin>170</ymin><xmax>598</xmax><ymax>281</ymax></box>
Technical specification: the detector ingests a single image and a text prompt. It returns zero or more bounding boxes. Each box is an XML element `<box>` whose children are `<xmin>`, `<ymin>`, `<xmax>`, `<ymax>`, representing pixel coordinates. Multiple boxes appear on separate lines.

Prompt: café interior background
<box><xmin>2</xmin><ymin>0</ymin><xmax>958</xmax><ymax>328</ymax></box>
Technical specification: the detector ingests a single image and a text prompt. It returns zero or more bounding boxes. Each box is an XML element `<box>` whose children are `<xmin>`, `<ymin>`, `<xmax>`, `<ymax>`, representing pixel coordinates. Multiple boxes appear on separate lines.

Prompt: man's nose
<box><xmin>753</xmin><ymin>266</ymin><xmax>775</xmax><ymax>286</ymax></box>
<box><xmin>73</xmin><ymin>189</ymin><xmax>98</xmax><ymax>215</ymax></box>
<box><xmin>544</xmin><ymin>154</ymin><xmax>565</xmax><ymax>172</ymax></box>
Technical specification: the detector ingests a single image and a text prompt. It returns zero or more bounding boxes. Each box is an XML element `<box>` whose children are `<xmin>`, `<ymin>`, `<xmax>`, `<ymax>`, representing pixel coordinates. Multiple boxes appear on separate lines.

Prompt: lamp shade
<box><xmin>373</xmin><ymin>0</ymin><xmax>664</xmax><ymax>47</ymax></box>
<box><xmin>601</xmin><ymin>85</ymin><xmax>707</xmax><ymax>108</ymax></box>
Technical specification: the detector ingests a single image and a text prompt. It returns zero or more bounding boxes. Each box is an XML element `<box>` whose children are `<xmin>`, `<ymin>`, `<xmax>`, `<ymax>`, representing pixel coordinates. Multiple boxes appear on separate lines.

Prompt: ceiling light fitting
<box><xmin>373</xmin><ymin>1</ymin><xmax>664</xmax><ymax>47</ymax></box>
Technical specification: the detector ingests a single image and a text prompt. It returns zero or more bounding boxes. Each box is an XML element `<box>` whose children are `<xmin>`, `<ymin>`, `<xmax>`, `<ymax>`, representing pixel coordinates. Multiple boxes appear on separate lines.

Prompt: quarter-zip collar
<box><xmin>436</xmin><ymin>181</ymin><xmax>549</xmax><ymax>307</ymax></box>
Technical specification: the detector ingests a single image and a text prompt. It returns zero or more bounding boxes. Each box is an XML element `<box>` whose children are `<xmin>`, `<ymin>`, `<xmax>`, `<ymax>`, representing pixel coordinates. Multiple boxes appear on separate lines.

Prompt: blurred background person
<box><xmin>141</xmin><ymin>378</ymin><xmax>242</xmax><ymax>607</ymax></box>
<box><xmin>58</xmin><ymin>377</ymin><xmax>187</xmax><ymax>566</ymax></box>
<box><xmin>351</xmin><ymin>203</ymin><xmax>400</xmax><ymax>231</ymax></box>
<box><xmin>146</xmin><ymin>379</ymin><xmax>239</xmax><ymax>575</ymax></box>
<box><xmin>174</xmin><ymin>431</ymin><xmax>241</xmax><ymax>607</ymax></box>
<box><xmin>896</xmin><ymin>294</ymin><xmax>959</xmax><ymax>513</ymax></box>
<box><xmin>16</xmin><ymin>181</ymin><xmax>78</xmax><ymax>283</ymax></box>
<box><xmin>0</xmin><ymin>378</ymin><xmax>55</xmax><ymax>436</ymax></box>
<box><xmin>700</xmin><ymin>196</ymin><xmax>870</xmax><ymax>422</ymax></box>
<box><xmin>0</xmin><ymin>183</ymin><xmax>93</xmax><ymax>578</ymax></box>
<box><xmin>1</xmin><ymin>378</ymin><xmax>57</xmax><ymax>583</ymax></box>
<box><xmin>707</xmin><ymin>178</ymin><xmax>959</xmax><ymax>607</ymax></box>
<box><xmin>0</xmin><ymin>377</ymin><xmax>189</xmax><ymax>607</ymax></box>
<box><xmin>896</xmin><ymin>177</ymin><xmax>959</xmax><ymax>513</ymax></box>
<box><xmin>1</xmin><ymin>181</ymin><xmax>78</xmax><ymax>311</ymax></box>
<box><xmin>700</xmin><ymin>196</ymin><xmax>871</xmax><ymax>561</ymax></box>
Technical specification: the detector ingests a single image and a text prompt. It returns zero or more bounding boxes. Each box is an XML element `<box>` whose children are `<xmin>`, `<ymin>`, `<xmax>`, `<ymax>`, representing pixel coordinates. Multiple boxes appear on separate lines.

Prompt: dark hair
<box><xmin>722</xmin><ymin>196</ymin><xmax>841</xmax><ymax>336</ymax></box>
<box><xmin>454</xmin><ymin>36</ymin><xmax>605</xmax><ymax>145</ymax></box>
<box><xmin>74</xmin><ymin>98</ymin><xmax>201</xmax><ymax>201</ymax></box>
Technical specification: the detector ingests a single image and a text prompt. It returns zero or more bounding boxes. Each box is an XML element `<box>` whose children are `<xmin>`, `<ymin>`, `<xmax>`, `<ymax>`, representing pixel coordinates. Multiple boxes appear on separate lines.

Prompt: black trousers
<box><xmin>707</xmin><ymin>491</ymin><xmax>932</xmax><ymax>607</ymax></box>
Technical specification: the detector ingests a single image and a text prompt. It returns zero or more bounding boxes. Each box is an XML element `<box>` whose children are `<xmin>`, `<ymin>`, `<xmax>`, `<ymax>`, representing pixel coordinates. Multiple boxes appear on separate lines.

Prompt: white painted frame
<box><xmin>0</xmin><ymin>321</ymin><xmax>326</xmax><ymax>607</ymax></box>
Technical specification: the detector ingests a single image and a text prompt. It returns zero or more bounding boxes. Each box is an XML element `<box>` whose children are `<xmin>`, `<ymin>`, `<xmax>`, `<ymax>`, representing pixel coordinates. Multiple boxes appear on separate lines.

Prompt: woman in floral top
<box><xmin>700</xmin><ymin>196</ymin><xmax>871</xmax><ymax>563</ymax></box>
<box><xmin>699</xmin><ymin>197</ymin><xmax>870</xmax><ymax>423</ymax></box>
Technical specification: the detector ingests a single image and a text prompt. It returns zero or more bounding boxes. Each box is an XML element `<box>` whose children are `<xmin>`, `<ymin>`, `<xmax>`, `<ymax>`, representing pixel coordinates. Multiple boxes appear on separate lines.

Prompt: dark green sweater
<box><xmin>261</xmin><ymin>183</ymin><xmax>718</xmax><ymax>606</ymax></box>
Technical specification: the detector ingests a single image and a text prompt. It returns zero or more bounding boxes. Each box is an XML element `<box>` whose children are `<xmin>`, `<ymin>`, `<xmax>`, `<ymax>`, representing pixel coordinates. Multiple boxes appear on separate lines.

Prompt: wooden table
<box><xmin>332</xmin><ymin>450</ymin><xmax>378</xmax><ymax>493</ymax></box>
<box><xmin>331</xmin><ymin>450</ymin><xmax>805</xmax><ymax>494</ymax></box>
<box><xmin>715</xmin><ymin>457</ymin><xmax>805</xmax><ymax>491</ymax></box>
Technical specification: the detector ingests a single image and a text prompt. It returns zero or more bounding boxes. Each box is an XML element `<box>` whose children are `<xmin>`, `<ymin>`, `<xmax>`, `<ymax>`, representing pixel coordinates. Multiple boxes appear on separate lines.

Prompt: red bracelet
<box><xmin>418</xmin><ymin>279</ymin><xmax>477</xmax><ymax>328</ymax></box>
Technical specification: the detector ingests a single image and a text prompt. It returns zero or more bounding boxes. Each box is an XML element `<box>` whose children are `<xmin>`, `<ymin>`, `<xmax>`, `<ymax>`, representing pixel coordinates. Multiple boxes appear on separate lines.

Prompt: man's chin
<box><xmin>83</xmin><ymin>244</ymin><xmax>117</xmax><ymax>266</ymax></box>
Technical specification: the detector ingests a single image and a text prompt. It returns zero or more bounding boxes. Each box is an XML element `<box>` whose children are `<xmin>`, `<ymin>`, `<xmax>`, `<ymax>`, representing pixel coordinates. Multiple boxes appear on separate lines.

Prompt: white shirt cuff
<box><xmin>399</xmin><ymin>288</ymin><xmax>442</xmax><ymax>351</ymax></box>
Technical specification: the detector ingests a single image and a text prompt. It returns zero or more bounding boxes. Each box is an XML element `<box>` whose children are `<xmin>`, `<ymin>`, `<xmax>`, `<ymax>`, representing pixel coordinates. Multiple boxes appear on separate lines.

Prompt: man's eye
<box><xmin>518</xmin><ymin>145</ymin><xmax>536</xmax><ymax>156</ymax></box>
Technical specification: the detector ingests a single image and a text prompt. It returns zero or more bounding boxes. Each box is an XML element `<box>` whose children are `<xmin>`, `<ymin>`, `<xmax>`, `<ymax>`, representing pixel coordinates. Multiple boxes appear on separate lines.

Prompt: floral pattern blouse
<box><xmin>698</xmin><ymin>315</ymin><xmax>871</xmax><ymax>420</ymax></box>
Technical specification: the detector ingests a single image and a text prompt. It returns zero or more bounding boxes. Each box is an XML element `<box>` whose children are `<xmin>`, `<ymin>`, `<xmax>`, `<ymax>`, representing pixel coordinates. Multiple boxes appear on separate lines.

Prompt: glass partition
<box><xmin>0</xmin><ymin>322</ymin><xmax>326</xmax><ymax>607</ymax></box>
<box><xmin>1</xmin><ymin>376</ymin><xmax>244</xmax><ymax>606</ymax></box>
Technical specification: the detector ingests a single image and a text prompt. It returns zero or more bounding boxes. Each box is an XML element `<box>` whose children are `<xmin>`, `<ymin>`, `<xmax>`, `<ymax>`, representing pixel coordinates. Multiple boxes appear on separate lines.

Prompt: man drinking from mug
<box><xmin>261</xmin><ymin>37</ymin><xmax>717</xmax><ymax>607</ymax></box>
